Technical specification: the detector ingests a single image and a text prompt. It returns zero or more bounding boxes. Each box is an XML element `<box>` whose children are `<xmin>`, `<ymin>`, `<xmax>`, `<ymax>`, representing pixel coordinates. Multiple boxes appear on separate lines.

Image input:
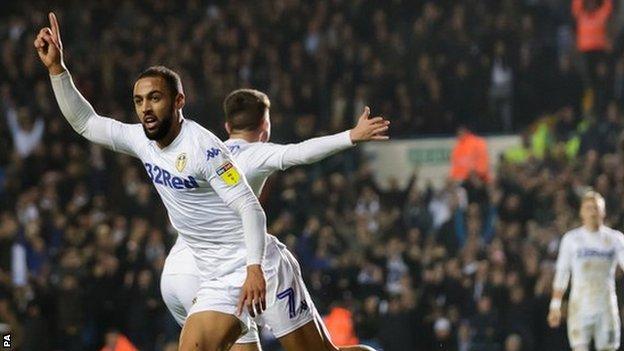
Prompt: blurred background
<box><xmin>2</xmin><ymin>0</ymin><xmax>624</xmax><ymax>350</ymax></box>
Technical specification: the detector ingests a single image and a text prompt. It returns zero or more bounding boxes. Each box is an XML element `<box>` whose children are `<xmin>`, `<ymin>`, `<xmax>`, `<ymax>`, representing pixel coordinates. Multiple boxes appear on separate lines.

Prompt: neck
<box><xmin>156</xmin><ymin>113</ymin><xmax>183</xmax><ymax>149</ymax></box>
<box><xmin>228</xmin><ymin>129</ymin><xmax>262</xmax><ymax>143</ymax></box>
<box><xmin>584</xmin><ymin>223</ymin><xmax>602</xmax><ymax>232</ymax></box>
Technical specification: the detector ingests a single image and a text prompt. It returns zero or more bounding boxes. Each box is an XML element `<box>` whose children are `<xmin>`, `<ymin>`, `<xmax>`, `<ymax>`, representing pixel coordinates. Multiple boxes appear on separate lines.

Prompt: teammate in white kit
<box><xmin>37</xmin><ymin>13</ymin><xmax>271</xmax><ymax>351</ymax></box>
<box><xmin>161</xmin><ymin>89</ymin><xmax>387</xmax><ymax>351</ymax></box>
<box><xmin>548</xmin><ymin>191</ymin><xmax>624</xmax><ymax>351</ymax></box>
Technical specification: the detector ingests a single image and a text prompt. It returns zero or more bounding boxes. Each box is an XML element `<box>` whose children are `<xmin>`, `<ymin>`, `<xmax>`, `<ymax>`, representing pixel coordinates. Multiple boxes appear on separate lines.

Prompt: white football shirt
<box><xmin>553</xmin><ymin>225</ymin><xmax>624</xmax><ymax>314</ymax></box>
<box><xmin>163</xmin><ymin>133</ymin><xmax>353</xmax><ymax>276</ymax></box>
<box><xmin>51</xmin><ymin>71</ymin><xmax>266</xmax><ymax>281</ymax></box>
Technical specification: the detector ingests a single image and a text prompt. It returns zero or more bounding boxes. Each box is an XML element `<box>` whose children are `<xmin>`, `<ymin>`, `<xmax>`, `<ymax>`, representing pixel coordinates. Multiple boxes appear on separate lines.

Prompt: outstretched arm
<box><xmin>259</xmin><ymin>107</ymin><xmax>390</xmax><ymax>171</ymax></box>
<box><xmin>35</xmin><ymin>12</ymin><xmax>139</xmax><ymax>156</ymax></box>
<box><xmin>280</xmin><ymin>130</ymin><xmax>354</xmax><ymax>169</ymax></box>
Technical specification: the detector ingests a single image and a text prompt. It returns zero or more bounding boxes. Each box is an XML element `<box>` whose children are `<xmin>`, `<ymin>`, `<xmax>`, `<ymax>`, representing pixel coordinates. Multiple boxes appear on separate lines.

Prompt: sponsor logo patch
<box><xmin>216</xmin><ymin>162</ymin><xmax>240</xmax><ymax>186</ymax></box>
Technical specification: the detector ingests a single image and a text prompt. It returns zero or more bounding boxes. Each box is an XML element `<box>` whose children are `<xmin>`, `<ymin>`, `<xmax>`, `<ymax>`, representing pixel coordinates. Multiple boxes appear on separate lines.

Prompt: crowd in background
<box><xmin>4</xmin><ymin>0</ymin><xmax>624</xmax><ymax>350</ymax></box>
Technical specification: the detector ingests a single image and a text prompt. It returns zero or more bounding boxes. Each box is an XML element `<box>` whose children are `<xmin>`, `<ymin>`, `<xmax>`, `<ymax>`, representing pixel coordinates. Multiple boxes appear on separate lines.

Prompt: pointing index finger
<box><xmin>49</xmin><ymin>12</ymin><xmax>61</xmax><ymax>44</ymax></box>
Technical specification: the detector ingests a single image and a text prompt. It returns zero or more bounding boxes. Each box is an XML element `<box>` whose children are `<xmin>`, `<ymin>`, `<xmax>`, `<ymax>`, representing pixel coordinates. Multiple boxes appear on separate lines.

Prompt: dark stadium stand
<box><xmin>3</xmin><ymin>0</ymin><xmax>624</xmax><ymax>350</ymax></box>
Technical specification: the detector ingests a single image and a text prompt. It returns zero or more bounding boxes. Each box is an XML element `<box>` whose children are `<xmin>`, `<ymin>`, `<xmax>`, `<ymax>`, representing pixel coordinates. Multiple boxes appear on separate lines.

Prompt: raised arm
<box><xmin>4</xmin><ymin>107</ymin><xmax>20</xmax><ymax>137</ymax></box>
<box><xmin>35</xmin><ymin>12</ymin><xmax>139</xmax><ymax>156</ymax></box>
<box><xmin>31</xmin><ymin>116</ymin><xmax>45</xmax><ymax>143</ymax></box>
<box><xmin>596</xmin><ymin>0</ymin><xmax>613</xmax><ymax>21</ymax></box>
<box><xmin>572</xmin><ymin>0</ymin><xmax>583</xmax><ymax>18</ymax></box>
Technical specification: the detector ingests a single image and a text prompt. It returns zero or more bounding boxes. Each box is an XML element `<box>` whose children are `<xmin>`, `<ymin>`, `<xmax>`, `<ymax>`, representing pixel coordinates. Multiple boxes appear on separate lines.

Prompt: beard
<box><xmin>142</xmin><ymin>109</ymin><xmax>174</xmax><ymax>140</ymax></box>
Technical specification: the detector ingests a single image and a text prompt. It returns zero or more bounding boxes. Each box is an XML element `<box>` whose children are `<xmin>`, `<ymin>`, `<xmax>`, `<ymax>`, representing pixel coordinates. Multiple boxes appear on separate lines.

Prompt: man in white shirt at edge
<box><xmin>548</xmin><ymin>191</ymin><xmax>624</xmax><ymax>351</ymax></box>
<box><xmin>161</xmin><ymin>88</ymin><xmax>388</xmax><ymax>351</ymax></box>
<box><xmin>36</xmin><ymin>13</ymin><xmax>269</xmax><ymax>351</ymax></box>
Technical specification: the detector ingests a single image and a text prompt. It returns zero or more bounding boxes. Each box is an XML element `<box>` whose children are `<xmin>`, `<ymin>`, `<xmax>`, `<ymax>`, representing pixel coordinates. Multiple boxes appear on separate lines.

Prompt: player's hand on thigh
<box><xmin>237</xmin><ymin>264</ymin><xmax>267</xmax><ymax>318</ymax></box>
<box><xmin>547</xmin><ymin>308</ymin><xmax>561</xmax><ymax>328</ymax></box>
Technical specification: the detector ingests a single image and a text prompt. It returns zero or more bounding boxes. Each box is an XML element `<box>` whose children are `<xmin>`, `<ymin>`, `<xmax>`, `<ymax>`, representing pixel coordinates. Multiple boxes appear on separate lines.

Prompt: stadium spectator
<box><xmin>573</xmin><ymin>0</ymin><xmax>614</xmax><ymax>109</ymax></box>
<box><xmin>573</xmin><ymin>0</ymin><xmax>613</xmax><ymax>53</ymax></box>
<box><xmin>504</xmin><ymin>334</ymin><xmax>523</xmax><ymax>351</ymax></box>
<box><xmin>323</xmin><ymin>305</ymin><xmax>359</xmax><ymax>347</ymax></box>
<box><xmin>431</xmin><ymin>317</ymin><xmax>457</xmax><ymax>350</ymax></box>
<box><xmin>489</xmin><ymin>41</ymin><xmax>514</xmax><ymax>132</ymax></box>
<box><xmin>450</xmin><ymin>126</ymin><xmax>491</xmax><ymax>183</ymax></box>
<box><xmin>2</xmin><ymin>105</ymin><xmax>45</xmax><ymax>159</ymax></box>
<box><xmin>100</xmin><ymin>330</ymin><xmax>138</xmax><ymax>351</ymax></box>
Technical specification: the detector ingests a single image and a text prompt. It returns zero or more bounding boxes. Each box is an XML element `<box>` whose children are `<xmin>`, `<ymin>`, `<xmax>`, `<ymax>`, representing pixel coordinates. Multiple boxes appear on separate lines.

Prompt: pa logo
<box><xmin>3</xmin><ymin>333</ymin><xmax>10</xmax><ymax>348</ymax></box>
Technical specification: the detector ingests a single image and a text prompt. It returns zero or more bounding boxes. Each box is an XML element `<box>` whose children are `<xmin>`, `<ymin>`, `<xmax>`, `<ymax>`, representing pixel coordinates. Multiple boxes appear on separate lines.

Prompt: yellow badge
<box><xmin>176</xmin><ymin>153</ymin><xmax>187</xmax><ymax>172</ymax></box>
<box><xmin>216</xmin><ymin>162</ymin><xmax>240</xmax><ymax>186</ymax></box>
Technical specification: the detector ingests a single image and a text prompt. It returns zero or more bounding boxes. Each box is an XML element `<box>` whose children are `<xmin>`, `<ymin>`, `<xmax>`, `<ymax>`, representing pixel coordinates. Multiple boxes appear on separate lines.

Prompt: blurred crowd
<box><xmin>4</xmin><ymin>0</ymin><xmax>624</xmax><ymax>350</ymax></box>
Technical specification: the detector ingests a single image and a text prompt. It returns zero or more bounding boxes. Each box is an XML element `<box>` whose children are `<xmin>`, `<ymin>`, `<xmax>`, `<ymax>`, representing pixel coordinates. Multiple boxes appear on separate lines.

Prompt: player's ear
<box><xmin>174</xmin><ymin>93</ymin><xmax>185</xmax><ymax>110</ymax></box>
<box><xmin>260</xmin><ymin>130</ymin><xmax>269</xmax><ymax>142</ymax></box>
<box><xmin>224</xmin><ymin>122</ymin><xmax>232</xmax><ymax>135</ymax></box>
<box><xmin>260</xmin><ymin>117</ymin><xmax>270</xmax><ymax>142</ymax></box>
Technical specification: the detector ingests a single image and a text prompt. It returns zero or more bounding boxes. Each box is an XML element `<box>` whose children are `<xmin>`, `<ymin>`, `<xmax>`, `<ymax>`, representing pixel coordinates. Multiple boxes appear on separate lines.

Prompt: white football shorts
<box><xmin>162</xmin><ymin>237</ymin><xmax>316</xmax><ymax>341</ymax></box>
<box><xmin>567</xmin><ymin>307</ymin><xmax>620</xmax><ymax>349</ymax></box>
<box><xmin>160</xmin><ymin>273</ymin><xmax>259</xmax><ymax>343</ymax></box>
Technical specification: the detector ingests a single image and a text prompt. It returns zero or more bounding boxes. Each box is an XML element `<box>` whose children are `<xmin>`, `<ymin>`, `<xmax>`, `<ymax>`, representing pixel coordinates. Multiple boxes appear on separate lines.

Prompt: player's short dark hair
<box><xmin>136</xmin><ymin>66</ymin><xmax>183</xmax><ymax>98</ymax></box>
<box><xmin>223</xmin><ymin>89</ymin><xmax>270</xmax><ymax>131</ymax></box>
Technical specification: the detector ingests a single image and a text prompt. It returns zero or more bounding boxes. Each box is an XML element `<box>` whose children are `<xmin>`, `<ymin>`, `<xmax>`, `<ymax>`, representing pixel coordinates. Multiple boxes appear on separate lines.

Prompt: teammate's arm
<box><xmin>35</xmin><ymin>12</ymin><xmax>138</xmax><ymax>156</ymax></box>
<box><xmin>548</xmin><ymin>235</ymin><xmax>572</xmax><ymax>328</ymax></box>
<box><xmin>258</xmin><ymin>107</ymin><xmax>389</xmax><ymax>171</ymax></box>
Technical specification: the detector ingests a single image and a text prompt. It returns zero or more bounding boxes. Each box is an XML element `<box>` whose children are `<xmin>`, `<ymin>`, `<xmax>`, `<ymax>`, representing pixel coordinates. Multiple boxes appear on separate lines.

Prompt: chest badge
<box><xmin>176</xmin><ymin>153</ymin><xmax>187</xmax><ymax>172</ymax></box>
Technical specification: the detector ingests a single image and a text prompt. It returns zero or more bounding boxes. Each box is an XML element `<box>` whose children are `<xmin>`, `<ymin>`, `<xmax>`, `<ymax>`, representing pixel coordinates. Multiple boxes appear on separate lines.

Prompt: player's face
<box><xmin>580</xmin><ymin>198</ymin><xmax>605</xmax><ymax>226</ymax></box>
<box><xmin>133</xmin><ymin>77</ymin><xmax>176</xmax><ymax>140</ymax></box>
